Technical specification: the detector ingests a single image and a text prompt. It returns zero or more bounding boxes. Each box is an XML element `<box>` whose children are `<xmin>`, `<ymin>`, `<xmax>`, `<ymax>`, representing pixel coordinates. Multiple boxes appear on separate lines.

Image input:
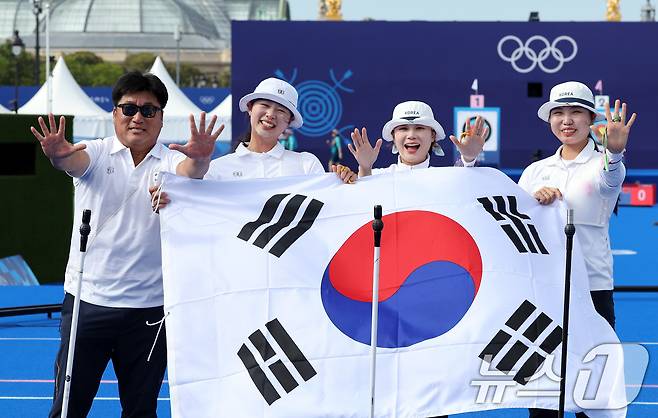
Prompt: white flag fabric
<box><xmin>159</xmin><ymin>168</ymin><xmax>627</xmax><ymax>418</ymax></box>
<box><xmin>471</xmin><ymin>78</ymin><xmax>479</xmax><ymax>92</ymax></box>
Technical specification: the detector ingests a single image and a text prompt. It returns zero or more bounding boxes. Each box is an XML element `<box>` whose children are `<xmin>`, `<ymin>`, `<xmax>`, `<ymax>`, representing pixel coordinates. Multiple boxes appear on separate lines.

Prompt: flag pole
<box><xmin>369</xmin><ymin>205</ymin><xmax>384</xmax><ymax>418</ymax></box>
<box><xmin>558</xmin><ymin>209</ymin><xmax>575</xmax><ymax>418</ymax></box>
<box><xmin>61</xmin><ymin>209</ymin><xmax>92</xmax><ymax>418</ymax></box>
<box><xmin>45</xmin><ymin>0</ymin><xmax>51</xmax><ymax>114</ymax></box>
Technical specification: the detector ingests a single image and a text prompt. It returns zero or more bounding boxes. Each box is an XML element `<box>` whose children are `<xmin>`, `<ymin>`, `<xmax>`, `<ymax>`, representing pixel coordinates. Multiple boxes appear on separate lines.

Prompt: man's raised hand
<box><xmin>31</xmin><ymin>114</ymin><xmax>86</xmax><ymax>161</ymax></box>
<box><xmin>169</xmin><ymin>112</ymin><xmax>224</xmax><ymax>161</ymax></box>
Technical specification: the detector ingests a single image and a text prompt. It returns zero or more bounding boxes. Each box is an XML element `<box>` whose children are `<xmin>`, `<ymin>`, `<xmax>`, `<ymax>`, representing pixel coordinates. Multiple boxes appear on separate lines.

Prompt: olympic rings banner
<box><xmin>496</xmin><ymin>34</ymin><xmax>578</xmax><ymax>74</ymax></box>
<box><xmin>233</xmin><ymin>22</ymin><xmax>658</xmax><ymax>169</ymax></box>
<box><xmin>160</xmin><ymin>169</ymin><xmax>626</xmax><ymax>417</ymax></box>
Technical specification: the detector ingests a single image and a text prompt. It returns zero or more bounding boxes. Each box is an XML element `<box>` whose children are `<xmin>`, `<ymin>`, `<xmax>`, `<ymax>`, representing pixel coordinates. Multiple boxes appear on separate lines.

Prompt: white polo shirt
<box><xmin>205</xmin><ymin>142</ymin><xmax>324</xmax><ymax>180</ymax></box>
<box><xmin>64</xmin><ymin>136</ymin><xmax>185</xmax><ymax>308</ymax></box>
<box><xmin>518</xmin><ymin>139</ymin><xmax>625</xmax><ymax>290</ymax></box>
<box><xmin>372</xmin><ymin>155</ymin><xmax>475</xmax><ymax>174</ymax></box>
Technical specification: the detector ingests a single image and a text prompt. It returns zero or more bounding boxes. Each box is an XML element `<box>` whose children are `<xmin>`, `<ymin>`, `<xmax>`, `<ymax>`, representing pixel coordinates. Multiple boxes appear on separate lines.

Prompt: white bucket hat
<box><xmin>382</xmin><ymin>101</ymin><xmax>446</xmax><ymax>156</ymax></box>
<box><xmin>537</xmin><ymin>81</ymin><xmax>605</xmax><ymax>123</ymax></box>
<box><xmin>239</xmin><ymin>78</ymin><xmax>304</xmax><ymax>128</ymax></box>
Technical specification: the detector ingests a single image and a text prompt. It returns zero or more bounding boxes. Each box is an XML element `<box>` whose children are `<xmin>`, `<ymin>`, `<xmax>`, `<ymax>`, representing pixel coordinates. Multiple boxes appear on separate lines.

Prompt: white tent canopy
<box><xmin>18</xmin><ymin>57</ymin><xmax>112</xmax><ymax>141</ymax></box>
<box><xmin>19</xmin><ymin>57</ymin><xmax>108</xmax><ymax>116</ymax></box>
<box><xmin>209</xmin><ymin>93</ymin><xmax>231</xmax><ymax>142</ymax></box>
<box><xmin>148</xmin><ymin>56</ymin><xmax>202</xmax><ymax>116</ymax></box>
<box><xmin>148</xmin><ymin>56</ymin><xmax>204</xmax><ymax>142</ymax></box>
<box><xmin>211</xmin><ymin>93</ymin><xmax>231</xmax><ymax>116</ymax></box>
<box><xmin>0</xmin><ymin>103</ymin><xmax>10</xmax><ymax>114</ymax></box>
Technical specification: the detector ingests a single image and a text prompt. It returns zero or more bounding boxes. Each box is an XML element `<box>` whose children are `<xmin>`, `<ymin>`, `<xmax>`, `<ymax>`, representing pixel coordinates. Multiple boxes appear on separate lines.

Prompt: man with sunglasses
<box><xmin>31</xmin><ymin>71</ymin><xmax>222</xmax><ymax>418</ymax></box>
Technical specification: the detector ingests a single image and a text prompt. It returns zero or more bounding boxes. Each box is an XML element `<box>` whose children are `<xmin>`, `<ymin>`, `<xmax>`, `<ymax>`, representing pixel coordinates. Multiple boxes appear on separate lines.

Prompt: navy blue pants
<box><xmin>49</xmin><ymin>293</ymin><xmax>167</xmax><ymax>418</ymax></box>
<box><xmin>529</xmin><ymin>290</ymin><xmax>616</xmax><ymax>418</ymax></box>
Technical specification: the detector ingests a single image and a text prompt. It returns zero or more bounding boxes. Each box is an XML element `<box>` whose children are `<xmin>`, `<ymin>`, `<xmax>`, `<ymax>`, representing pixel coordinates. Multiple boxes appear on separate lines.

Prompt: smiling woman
<box><xmin>150</xmin><ymin>77</ymin><xmax>357</xmax><ymax>214</ymax></box>
<box><xmin>201</xmin><ymin>77</ymin><xmax>326</xmax><ymax>180</ymax></box>
<box><xmin>518</xmin><ymin>81</ymin><xmax>637</xmax><ymax>418</ymax></box>
<box><xmin>199</xmin><ymin>77</ymin><xmax>356</xmax><ymax>183</ymax></box>
<box><xmin>348</xmin><ymin>100</ymin><xmax>487</xmax><ymax>178</ymax></box>
<box><xmin>246</xmin><ymin>99</ymin><xmax>294</xmax><ymax>150</ymax></box>
<box><xmin>341</xmin><ymin>100</ymin><xmax>486</xmax><ymax>418</ymax></box>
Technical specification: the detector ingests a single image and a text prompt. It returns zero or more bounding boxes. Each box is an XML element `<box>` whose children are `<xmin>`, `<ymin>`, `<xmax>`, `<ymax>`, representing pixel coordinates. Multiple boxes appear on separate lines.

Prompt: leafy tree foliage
<box><xmin>0</xmin><ymin>45</ymin><xmax>227</xmax><ymax>88</ymax></box>
<box><xmin>0</xmin><ymin>41</ymin><xmax>39</xmax><ymax>85</ymax></box>
<box><xmin>64</xmin><ymin>51</ymin><xmax>124</xmax><ymax>86</ymax></box>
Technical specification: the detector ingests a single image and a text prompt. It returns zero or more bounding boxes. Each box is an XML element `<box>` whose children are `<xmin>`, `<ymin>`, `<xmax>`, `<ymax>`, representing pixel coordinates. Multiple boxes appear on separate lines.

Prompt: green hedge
<box><xmin>0</xmin><ymin>114</ymin><xmax>74</xmax><ymax>284</ymax></box>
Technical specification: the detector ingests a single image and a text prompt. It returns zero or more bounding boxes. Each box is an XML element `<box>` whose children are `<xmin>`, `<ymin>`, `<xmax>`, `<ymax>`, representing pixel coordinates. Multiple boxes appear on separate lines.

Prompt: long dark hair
<box><xmin>231</xmin><ymin>114</ymin><xmax>252</xmax><ymax>152</ymax></box>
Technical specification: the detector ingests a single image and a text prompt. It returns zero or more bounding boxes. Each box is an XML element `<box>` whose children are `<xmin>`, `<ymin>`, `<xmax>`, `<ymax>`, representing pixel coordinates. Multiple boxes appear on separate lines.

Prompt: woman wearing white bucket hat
<box><xmin>348</xmin><ymin>100</ymin><xmax>487</xmax><ymax>177</ymax></box>
<box><xmin>203</xmin><ymin>77</ymin><xmax>355</xmax><ymax>182</ymax></box>
<box><xmin>519</xmin><ymin>81</ymin><xmax>637</xmax><ymax>418</ymax></box>
<box><xmin>349</xmin><ymin>101</ymin><xmax>486</xmax><ymax>418</ymax></box>
<box><xmin>152</xmin><ymin>77</ymin><xmax>356</xmax><ymax>209</ymax></box>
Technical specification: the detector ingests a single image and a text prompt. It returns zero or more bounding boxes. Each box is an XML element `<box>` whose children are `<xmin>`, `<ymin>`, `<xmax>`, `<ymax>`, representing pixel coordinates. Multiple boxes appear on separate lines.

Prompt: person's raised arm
<box><xmin>347</xmin><ymin>127</ymin><xmax>382</xmax><ymax>177</ymax></box>
<box><xmin>604</xmin><ymin>99</ymin><xmax>636</xmax><ymax>155</ymax></box>
<box><xmin>598</xmin><ymin>99</ymin><xmax>636</xmax><ymax>193</ymax></box>
<box><xmin>31</xmin><ymin>114</ymin><xmax>89</xmax><ymax>177</ymax></box>
<box><xmin>173</xmin><ymin>112</ymin><xmax>224</xmax><ymax>179</ymax></box>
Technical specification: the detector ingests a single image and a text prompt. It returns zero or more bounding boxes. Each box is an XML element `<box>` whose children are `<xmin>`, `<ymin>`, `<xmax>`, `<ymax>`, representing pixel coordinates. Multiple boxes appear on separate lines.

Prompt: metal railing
<box><xmin>0</xmin><ymin>304</ymin><xmax>61</xmax><ymax>319</ymax></box>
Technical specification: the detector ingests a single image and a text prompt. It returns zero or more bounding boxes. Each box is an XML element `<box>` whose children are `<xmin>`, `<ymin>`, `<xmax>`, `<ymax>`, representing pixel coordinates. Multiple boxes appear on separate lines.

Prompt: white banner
<box><xmin>160</xmin><ymin>168</ymin><xmax>626</xmax><ymax>418</ymax></box>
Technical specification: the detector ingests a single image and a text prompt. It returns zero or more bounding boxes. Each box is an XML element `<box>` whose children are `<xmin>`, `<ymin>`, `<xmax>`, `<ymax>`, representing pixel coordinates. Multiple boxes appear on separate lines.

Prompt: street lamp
<box><xmin>11</xmin><ymin>30</ymin><xmax>25</xmax><ymax>114</ymax></box>
<box><xmin>32</xmin><ymin>0</ymin><xmax>42</xmax><ymax>85</ymax></box>
<box><xmin>641</xmin><ymin>0</ymin><xmax>656</xmax><ymax>21</ymax></box>
<box><xmin>174</xmin><ymin>24</ymin><xmax>181</xmax><ymax>86</ymax></box>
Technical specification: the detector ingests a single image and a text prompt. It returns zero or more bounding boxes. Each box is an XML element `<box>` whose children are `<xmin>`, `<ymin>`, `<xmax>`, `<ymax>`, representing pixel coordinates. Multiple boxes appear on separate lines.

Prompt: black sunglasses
<box><xmin>116</xmin><ymin>103</ymin><xmax>162</xmax><ymax>118</ymax></box>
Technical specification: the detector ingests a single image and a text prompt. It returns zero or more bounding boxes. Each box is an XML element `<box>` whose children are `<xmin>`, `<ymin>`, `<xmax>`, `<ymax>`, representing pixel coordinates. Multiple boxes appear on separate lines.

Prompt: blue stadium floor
<box><xmin>1</xmin><ymin>205</ymin><xmax>656</xmax><ymax>417</ymax></box>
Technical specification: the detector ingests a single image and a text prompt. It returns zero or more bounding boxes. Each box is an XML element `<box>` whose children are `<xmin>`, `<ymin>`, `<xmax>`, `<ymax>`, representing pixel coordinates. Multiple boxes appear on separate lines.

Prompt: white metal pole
<box><xmin>61</xmin><ymin>209</ymin><xmax>91</xmax><ymax>418</ymax></box>
<box><xmin>174</xmin><ymin>25</ymin><xmax>181</xmax><ymax>86</ymax></box>
<box><xmin>45</xmin><ymin>0</ymin><xmax>51</xmax><ymax>114</ymax></box>
<box><xmin>369</xmin><ymin>205</ymin><xmax>384</xmax><ymax>418</ymax></box>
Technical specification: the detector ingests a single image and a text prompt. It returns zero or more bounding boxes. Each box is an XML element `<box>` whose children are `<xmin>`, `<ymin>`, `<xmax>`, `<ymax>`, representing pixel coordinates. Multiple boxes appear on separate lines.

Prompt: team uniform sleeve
<box><xmin>597</xmin><ymin>150</ymin><xmax>626</xmax><ymax>198</ymax></box>
<box><xmin>518</xmin><ymin>165</ymin><xmax>536</xmax><ymax>195</ymax></box>
<box><xmin>304</xmin><ymin>152</ymin><xmax>326</xmax><ymax>175</ymax></box>
<box><xmin>164</xmin><ymin>148</ymin><xmax>187</xmax><ymax>174</ymax></box>
<box><xmin>73</xmin><ymin>138</ymin><xmax>104</xmax><ymax>180</ymax></box>
<box><xmin>455</xmin><ymin>156</ymin><xmax>477</xmax><ymax>167</ymax></box>
<box><xmin>204</xmin><ymin>158</ymin><xmax>223</xmax><ymax>180</ymax></box>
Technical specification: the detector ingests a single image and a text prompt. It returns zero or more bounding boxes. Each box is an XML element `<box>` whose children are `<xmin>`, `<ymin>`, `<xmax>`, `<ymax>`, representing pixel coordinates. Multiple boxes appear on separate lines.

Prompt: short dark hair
<box><xmin>111</xmin><ymin>71</ymin><xmax>168</xmax><ymax>109</ymax></box>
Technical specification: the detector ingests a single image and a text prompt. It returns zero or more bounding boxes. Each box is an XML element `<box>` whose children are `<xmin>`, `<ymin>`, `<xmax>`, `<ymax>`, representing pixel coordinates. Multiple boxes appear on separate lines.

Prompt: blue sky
<box><xmin>287</xmin><ymin>0</ymin><xmax>653</xmax><ymax>21</ymax></box>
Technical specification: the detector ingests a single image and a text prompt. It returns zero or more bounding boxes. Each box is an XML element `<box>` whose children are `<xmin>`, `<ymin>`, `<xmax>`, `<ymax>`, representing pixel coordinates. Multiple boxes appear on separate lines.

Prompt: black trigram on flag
<box><xmin>238</xmin><ymin>193</ymin><xmax>324</xmax><ymax>257</ymax></box>
<box><xmin>237</xmin><ymin>318</ymin><xmax>317</xmax><ymax>405</ymax></box>
<box><xmin>479</xmin><ymin>300</ymin><xmax>562</xmax><ymax>385</ymax></box>
<box><xmin>477</xmin><ymin>195</ymin><xmax>549</xmax><ymax>254</ymax></box>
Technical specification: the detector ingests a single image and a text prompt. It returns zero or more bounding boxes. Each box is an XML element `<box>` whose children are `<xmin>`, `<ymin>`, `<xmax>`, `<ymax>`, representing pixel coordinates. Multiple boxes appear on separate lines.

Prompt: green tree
<box><xmin>217</xmin><ymin>67</ymin><xmax>230</xmax><ymax>87</ymax></box>
<box><xmin>0</xmin><ymin>41</ymin><xmax>38</xmax><ymax>85</ymax></box>
<box><xmin>123</xmin><ymin>53</ymin><xmax>201</xmax><ymax>87</ymax></box>
<box><xmin>1</xmin><ymin>46</ymin><xmax>218</xmax><ymax>88</ymax></box>
<box><xmin>123</xmin><ymin>52</ymin><xmax>158</xmax><ymax>73</ymax></box>
<box><xmin>65</xmin><ymin>51</ymin><xmax>103</xmax><ymax>66</ymax></box>
<box><xmin>168</xmin><ymin>62</ymin><xmax>202</xmax><ymax>87</ymax></box>
<box><xmin>64</xmin><ymin>51</ymin><xmax>123</xmax><ymax>86</ymax></box>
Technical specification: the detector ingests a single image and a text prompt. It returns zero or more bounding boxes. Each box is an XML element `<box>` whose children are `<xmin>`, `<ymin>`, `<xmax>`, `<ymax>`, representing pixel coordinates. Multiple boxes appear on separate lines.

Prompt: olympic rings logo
<box><xmin>497</xmin><ymin>35</ymin><xmax>578</xmax><ymax>73</ymax></box>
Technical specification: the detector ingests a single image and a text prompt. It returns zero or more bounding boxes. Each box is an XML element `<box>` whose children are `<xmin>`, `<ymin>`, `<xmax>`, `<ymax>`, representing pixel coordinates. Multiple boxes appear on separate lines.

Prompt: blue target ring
<box><xmin>296</xmin><ymin>80</ymin><xmax>343</xmax><ymax>137</ymax></box>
